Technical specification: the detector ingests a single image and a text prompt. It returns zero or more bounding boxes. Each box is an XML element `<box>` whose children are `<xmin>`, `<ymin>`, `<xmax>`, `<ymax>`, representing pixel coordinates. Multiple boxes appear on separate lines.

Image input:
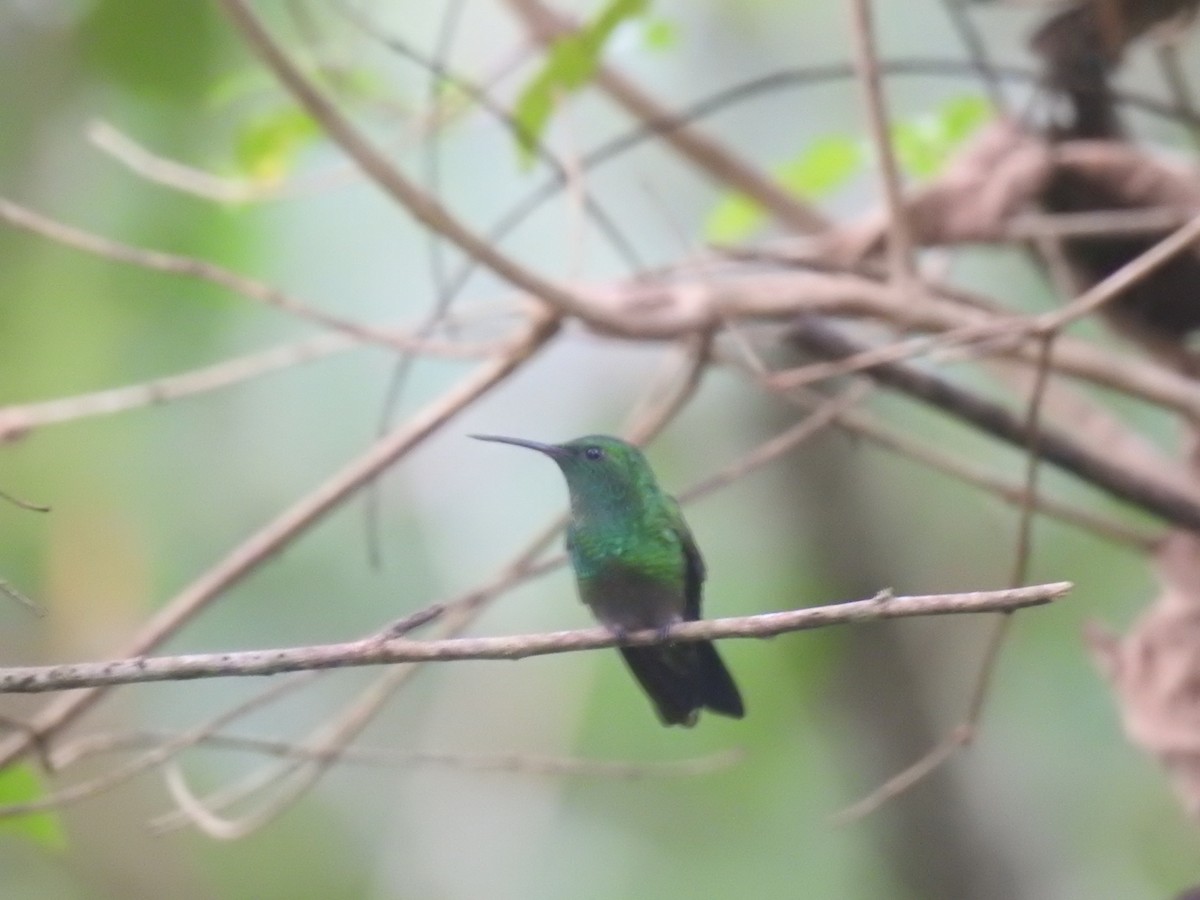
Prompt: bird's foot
<box><xmin>606</xmin><ymin>624</ymin><xmax>630</xmax><ymax>643</ymax></box>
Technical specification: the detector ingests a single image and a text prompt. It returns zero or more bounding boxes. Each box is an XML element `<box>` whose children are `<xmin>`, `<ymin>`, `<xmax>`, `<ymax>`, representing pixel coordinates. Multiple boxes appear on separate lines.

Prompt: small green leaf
<box><xmin>513</xmin><ymin>0</ymin><xmax>650</xmax><ymax>166</ymax></box>
<box><xmin>705</xmin><ymin>193</ymin><xmax>767</xmax><ymax>243</ymax></box>
<box><xmin>891</xmin><ymin>94</ymin><xmax>991</xmax><ymax>179</ymax></box>
<box><xmin>776</xmin><ymin>136</ymin><xmax>862</xmax><ymax>198</ymax></box>
<box><xmin>703</xmin><ymin>136</ymin><xmax>862</xmax><ymax>242</ymax></box>
<box><xmin>940</xmin><ymin>95</ymin><xmax>990</xmax><ymax>144</ymax></box>
<box><xmin>642</xmin><ymin>16</ymin><xmax>678</xmax><ymax>51</ymax></box>
<box><xmin>234</xmin><ymin>107</ymin><xmax>322</xmax><ymax>182</ymax></box>
<box><xmin>0</xmin><ymin>764</ymin><xmax>66</xmax><ymax>850</ymax></box>
<box><xmin>891</xmin><ymin>120</ymin><xmax>942</xmax><ymax>179</ymax></box>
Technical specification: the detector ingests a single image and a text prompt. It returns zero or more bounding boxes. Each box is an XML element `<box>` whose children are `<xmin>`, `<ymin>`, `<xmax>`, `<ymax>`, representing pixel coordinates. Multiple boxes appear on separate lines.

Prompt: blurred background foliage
<box><xmin>0</xmin><ymin>1</ymin><xmax>1195</xmax><ymax>898</ymax></box>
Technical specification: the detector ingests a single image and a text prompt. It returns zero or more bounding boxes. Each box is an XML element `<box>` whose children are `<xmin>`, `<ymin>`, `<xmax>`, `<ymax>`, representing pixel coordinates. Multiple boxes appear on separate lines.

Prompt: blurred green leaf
<box><xmin>776</xmin><ymin>136</ymin><xmax>862</xmax><ymax>198</ymax></box>
<box><xmin>940</xmin><ymin>94</ymin><xmax>990</xmax><ymax>143</ymax></box>
<box><xmin>704</xmin><ymin>136</ymin><xmax>862</xmax><ymax>242</ymax></box>
<box><xmin>0</xmin><ymin>764</ymin><xmax>66</xmax><ymax>851</ymax></box>
<box><xmin>513</xmin><ymin>0</ymin><xmax>650</xmax><ymax>167</ymax></box>
<box><xmin>891</xmin><ymin>94</ymin><xmax>990</xmax><ymax>179</ymax></box>
<box><xmin>642</xmin><ymin>16</ymin><xmax>679</xmax><ymax>51</ymax></box>
<box><xmin>891</xmin><ymin>121</ymin><xmax>941</xmax><ymax>179</ymax></box>
<box><xmin>705</xmin><ymin>193</ymin><xmax>768</xmax><ymax>244</ymax></box>
<box><xmin>79</xmin><ymin>0</ymin><xmax>223</xmax><ymax>103</ymax></box>
<box><xmin>234</xmin><ymin>108</ymin><xmax>322</xmax><ymax>182</ymax></box>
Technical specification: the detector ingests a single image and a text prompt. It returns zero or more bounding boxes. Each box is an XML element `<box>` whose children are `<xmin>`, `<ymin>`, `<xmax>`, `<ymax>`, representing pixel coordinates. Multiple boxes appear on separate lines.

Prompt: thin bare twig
<box><xmin>0</xmin><ymin>669</ymin><xmax>323</xmax><ymax>816</ymax></box>
<box><xmin>0</xmin><ymin>583</ymin><xmax>1072</xmax><ymax>694</ymax></box>
<box><xmin>805</xmin><ymin>396</ymin><xmax>1158</xmax><ymax>551</ymax></box>
<box><xmin>789</xmin><ymin>319</ymin><xmax>1200</xmax><ymax>532</ymax></box>
<box><xmin>0</xmin><ymin>605</ymin><xmax>444</xmax><ymax>817</ymax></box>
<box><xmin>158</xmin><ymin>584</ymin><xmax>531</xmax><ymax>837</ymax></box>
<box><xmin>86</xmin><ymin>119</ymin><xmax>356</xmax><ymax>204</ymax></box>
<box><xmin>0</xmin><ymin>198</ymin><xmax>427</xmax><ymax>350</ymax></box>
<box><xmin>57</xmin><ymin>727</ymin><xmax>744</xmax><ymax>777</ymax></box>
<box><xmin>1035</xmin><ymin>210</ymin><xmax>1200</xmax><ymax>332</ymax></box>
<box><xmin>0</xmin><ymin>582</ymin><xmax>45</xmax><ymax>618</ymax></box>
<box><xmin>1156</xmin><ymin>44</ymin><xmax>1200</xmax><ymax>152</ymax></box>
<box><xmin>834</xmin><ymin>333</ymin><xmax>1059</xmax><ymax>823</ymax></box>
<box><xmin>848</xmin><ymin>0</ymin><xmax>916</xmax><ymax>284</ymax></box>
<box><xmin>0</xmin><ymin>331</ymin><xmax>503</xmax><ymax>444</ymax></box>
<box><xmin>1009</xmin><ymin>335</ymin><xmax>1056</xmax><ymax>587</ymax></box>
<box><xmin>0</xmin><ymin>488</ymin><xmax>49</xmax><ymax>512</ymax></box>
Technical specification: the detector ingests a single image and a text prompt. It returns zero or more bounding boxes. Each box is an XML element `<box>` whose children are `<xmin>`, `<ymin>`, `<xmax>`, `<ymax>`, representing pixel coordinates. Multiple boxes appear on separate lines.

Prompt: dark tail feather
<box><xmin>619</xmin><ymin>641</ymin><xmax>744</xmax><ymax>727</ymax></box>
<box><xmin>694</xmin><ymin>640</ymin><xmax>745</xmax><ymax>719</ymax></box>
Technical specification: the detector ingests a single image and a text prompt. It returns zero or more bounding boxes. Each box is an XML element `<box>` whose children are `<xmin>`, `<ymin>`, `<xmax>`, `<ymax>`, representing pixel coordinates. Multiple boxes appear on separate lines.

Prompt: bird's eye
<box><xmin>583</xmin><ymin>446</ymin><xmax>604</xmax><ymax>461</ymax></box>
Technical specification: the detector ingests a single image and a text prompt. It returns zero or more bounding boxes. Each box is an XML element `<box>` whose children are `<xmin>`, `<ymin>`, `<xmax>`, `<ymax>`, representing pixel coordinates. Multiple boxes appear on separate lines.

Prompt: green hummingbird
<box><xmin>472</xmin><ymin>433</ymin><xmax>744</xmax><ymax>727</ymax></box>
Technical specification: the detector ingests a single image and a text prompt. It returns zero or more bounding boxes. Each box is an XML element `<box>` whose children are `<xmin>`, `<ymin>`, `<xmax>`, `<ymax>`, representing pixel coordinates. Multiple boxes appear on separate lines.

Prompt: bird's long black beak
<box><xmin>470</xmin><ymin>434</ymin><xmax>568</xmax><ymax>460</ymax></box>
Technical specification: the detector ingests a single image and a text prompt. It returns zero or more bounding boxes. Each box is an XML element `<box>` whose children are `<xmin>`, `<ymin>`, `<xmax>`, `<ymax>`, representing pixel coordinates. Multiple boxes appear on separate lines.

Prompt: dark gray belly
<box><xmin>577</xmin><ymin>568</ymin><xmax>686</xmax><ymax>633</ymax></box>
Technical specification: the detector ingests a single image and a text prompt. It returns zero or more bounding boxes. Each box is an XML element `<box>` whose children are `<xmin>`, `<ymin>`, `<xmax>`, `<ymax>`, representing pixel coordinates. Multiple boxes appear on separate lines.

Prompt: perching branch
<box><xmin>0</xmin><ymin>583</ymin><xmax>1072</xmax><ymax>694</ymax></box>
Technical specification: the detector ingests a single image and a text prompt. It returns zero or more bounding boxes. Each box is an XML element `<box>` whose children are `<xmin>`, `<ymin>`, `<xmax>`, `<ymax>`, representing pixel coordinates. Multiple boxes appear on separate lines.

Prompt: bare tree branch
<box><xmin>0</xmin><ymin>198</ymin><xmax>423</xmax><ymax>350</ymax></box>
<box><xmin>789</xmin><ymin>318</ymin><xmax>1200</xmax><ymax>531</ymax></box>
<box><xmin>0</xmin><ymin>583</ymin><xmax>1071</xmax><ymax>694</ymax></box>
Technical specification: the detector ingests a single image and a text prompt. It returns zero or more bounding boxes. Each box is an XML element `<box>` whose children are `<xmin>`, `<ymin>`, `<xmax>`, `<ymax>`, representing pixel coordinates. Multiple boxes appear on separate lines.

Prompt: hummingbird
<box><xmin>472</xmin><ymin>433</ymin><xmax>744</xmax><ymax>727</ymax></box>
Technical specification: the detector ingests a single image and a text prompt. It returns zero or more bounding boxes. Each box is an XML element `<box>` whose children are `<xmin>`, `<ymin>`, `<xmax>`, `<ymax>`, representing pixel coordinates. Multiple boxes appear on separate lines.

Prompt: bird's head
<box><xmin>471</xmin><ymin>433</ymin><xmax>657</xmax><ymax>519</ymax></box>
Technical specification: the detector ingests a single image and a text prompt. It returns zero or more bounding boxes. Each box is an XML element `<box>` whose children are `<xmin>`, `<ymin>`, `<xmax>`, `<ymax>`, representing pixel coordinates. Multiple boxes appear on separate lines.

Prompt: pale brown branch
<box><xmin>3</xmin><ymin>605</ymin><xmax>442</xmax><ymax>816</ymax></box>
<box><xmin>683</xmin><ymin>386</ymin><xmax>869</xmax><ymax>502</ymax></box>
<box><xmin>847</xmin><ymin>0</ymin><xmax>915</xmax><ymax>284</ymax></box>
<box><xmin>0</xmin><ymin>330</ymin><xmax>508</xmax><ymax>443</ymax></box>
<box><xmin>164</xmin><ymin>597</ymin><xmax>494</xmax><ymax>839</ymax></box>
<box><xmin>1035</xmin><ymin>210</ymin><xmax>1200</xmax><ymax>332</ymax></box>
<box><xmin>1005</xmin><ymin>207</ymin><xmax>1195</xmax><ymax>240</ymax></box>
<box><xmin>0</xmin><ymin>488</ymin><xmax>50</xmax><ymax>513</ymax></box>
<box><xmin>690</xmin><ymin>260</ymin><xmax>1200</xmax><ymax>422</ymax></box>
<box><xmin>56</xmin><ymin>727</ymin><xmax>743</xmax><ymax>778</ymax></box>
<box><xmin>819</xmin><ymin>400</ymin><xmax>1159</xmax><ymax>551</ymax></box>
<box><xmin>788</xmin><ymin>319</ymin><xmax>1200</xmax><ymax>530</ymax></box>
<box><xmin>0</xmin><ymin>582</ymin><xmax>44</xmax><ymax>618</ymax></box>
<box><xmin>833</xmin><ymin>735</ymin><xmax>960</xmax><ymax>825</ymax></box>
<box><xmin>0</xmin><ymin>667</ymin><xmax>320</xmax><ymax>816</ymax></box>
<box><xmin>154</xmin><ymin>662</ymin><xmax>416</xmax><ymax>839</ymax></box>
<box><xmin>0</xmin><ymin>583</ymin><xmax>1072</xmax><ymax>694</ymax></box>
<box><xmin>0</xmin><ymin>198</ymin><xmax>426</xmax><ymax>350</ymax></box>
<box><xmin>838</xmin><ymin>333</ymin><xmax>1057</xmax><ymax>822</ymax></box>
<box><xmin>85</xmin><ymin>119</ymin><xmax>358</xmax><ymax>204</ymax></box>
